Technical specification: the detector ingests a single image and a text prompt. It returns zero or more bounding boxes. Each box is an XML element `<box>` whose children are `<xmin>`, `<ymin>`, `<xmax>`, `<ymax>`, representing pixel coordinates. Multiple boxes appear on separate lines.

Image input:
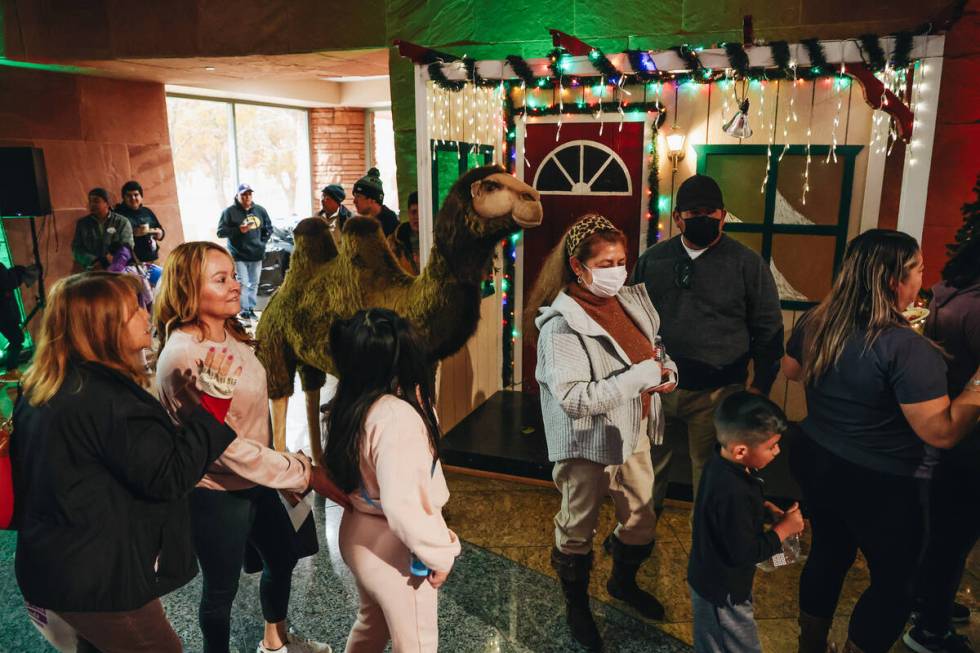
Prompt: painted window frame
<box><xmin>694</xmin><ymin>144</ymin><xmax>862</xmax><ymax>311</ymax></box>
<box><xmin>429</xmin><ymin>141</ymin><xmax>495</xmax><ymax>215</ymax></box>
<box><xmin>532</xmin><ymin>139</ymin><xmax>633</xmax><ymax>196</ymax></box>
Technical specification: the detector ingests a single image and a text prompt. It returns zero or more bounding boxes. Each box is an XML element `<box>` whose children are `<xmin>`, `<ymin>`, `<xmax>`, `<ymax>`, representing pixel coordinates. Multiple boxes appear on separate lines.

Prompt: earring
<box><xmin>577</xmin><ymin>276</ymin><xmax>583</xmax><ymax>284</ymax></box>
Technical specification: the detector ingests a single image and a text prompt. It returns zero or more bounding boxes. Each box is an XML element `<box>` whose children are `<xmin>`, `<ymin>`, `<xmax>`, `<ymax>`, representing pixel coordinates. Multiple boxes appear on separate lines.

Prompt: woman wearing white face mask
<box><xmin>526</xmin><ymin>214</ymin><xmax>678</xmax><ymax>651</ymax></box>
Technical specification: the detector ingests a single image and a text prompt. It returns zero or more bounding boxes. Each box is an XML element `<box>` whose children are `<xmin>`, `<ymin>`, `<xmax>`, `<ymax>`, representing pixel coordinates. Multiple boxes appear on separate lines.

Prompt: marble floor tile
<box><xmin>3</xmin><ymin>468</ymin><xmax>979</xmax><ymax>653</ymax></box>
<box><xmin>0</xmin><ymin>502</ymin><xmax>692</xmax><ymax>653</ymax></box>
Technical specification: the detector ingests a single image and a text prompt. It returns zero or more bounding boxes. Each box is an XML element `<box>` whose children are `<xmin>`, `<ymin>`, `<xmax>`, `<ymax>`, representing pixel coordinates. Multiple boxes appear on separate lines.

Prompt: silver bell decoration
<box><xmin>723</xmin><ymin>99</ymin><xmax>753</xmax><ymax>139</ymax></box>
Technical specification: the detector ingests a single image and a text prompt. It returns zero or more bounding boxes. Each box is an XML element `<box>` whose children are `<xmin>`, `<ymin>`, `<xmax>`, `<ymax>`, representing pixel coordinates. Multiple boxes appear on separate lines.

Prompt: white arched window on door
<box><xmin>532</xmin><ymin>140</ymin><xmax>632</xmax><ymax>196</ymax></box>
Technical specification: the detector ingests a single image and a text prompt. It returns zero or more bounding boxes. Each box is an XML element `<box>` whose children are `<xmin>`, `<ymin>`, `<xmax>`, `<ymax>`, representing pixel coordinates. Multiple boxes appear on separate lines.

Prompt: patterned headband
<box><xmin>565</xmin><ymin>213</ymin><xmax>619</xmax><ymax>257</ymax></box>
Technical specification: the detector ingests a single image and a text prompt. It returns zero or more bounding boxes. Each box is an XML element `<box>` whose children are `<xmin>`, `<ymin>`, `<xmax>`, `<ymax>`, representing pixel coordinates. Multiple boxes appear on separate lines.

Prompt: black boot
<box><xmin>603</xmin><ymin>533</ymin><xmax>665</xmax><ymax>620</ymax></box>
<box><xmin>798</xmin><ymin>611</ymin><xmax>835</xmax><ymax>653</ymax></box>
<box><xmin>551</xmin><ymin>548</ymin><xmax>603</xmax><ymax>651</ymax></box>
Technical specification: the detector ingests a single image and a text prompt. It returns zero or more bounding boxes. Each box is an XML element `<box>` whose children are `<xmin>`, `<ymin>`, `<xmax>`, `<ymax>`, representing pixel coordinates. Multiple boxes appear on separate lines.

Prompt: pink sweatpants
<box><xmin>339</xmin><ymin>508</ymin><xmax>439</xmax><ymax>653</ymax></box>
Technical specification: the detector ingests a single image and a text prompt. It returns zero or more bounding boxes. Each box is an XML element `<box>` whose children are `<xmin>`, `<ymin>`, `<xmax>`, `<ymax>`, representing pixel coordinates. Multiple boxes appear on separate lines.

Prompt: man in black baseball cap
<box><xmin>631</xmin><ymin>173</ymin><xmax>783</xmax><ymax>512</ymax></box>
<box><xmin>672</xmin><ymin>174</ymin><xmax>726</xmax><ymax>248</ymax></box>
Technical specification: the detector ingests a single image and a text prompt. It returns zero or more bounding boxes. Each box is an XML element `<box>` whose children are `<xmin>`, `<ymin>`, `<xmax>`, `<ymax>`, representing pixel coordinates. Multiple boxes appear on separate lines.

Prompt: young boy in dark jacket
<box><xmin>687</xmin><ymin>391</ymin><xmax>805</xmax><ymax>652</ymax></box>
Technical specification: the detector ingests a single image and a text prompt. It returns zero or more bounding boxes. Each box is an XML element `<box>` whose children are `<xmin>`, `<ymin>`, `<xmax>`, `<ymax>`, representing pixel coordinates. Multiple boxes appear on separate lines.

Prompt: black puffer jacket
<box><xmin>11</xmin><ymin>362</ymin><xmax>235</xmax><ymax>611</ymax></box>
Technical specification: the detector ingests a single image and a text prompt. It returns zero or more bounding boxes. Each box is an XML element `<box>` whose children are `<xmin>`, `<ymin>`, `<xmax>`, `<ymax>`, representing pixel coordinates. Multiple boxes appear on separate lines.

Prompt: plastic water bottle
<box><xmin>410</xmin><ymin>553</ymin><xmax>430</xmax><ymax>577</ymax></box>
<box><xmin>653</xmin><ymin>335</ymin><xmax>665</xmax><ymax>363</ymax></box>
<box><xmin>756</xmin><ymin>533</ymin><xmax>804</xmax><ymax>572</ymax></box>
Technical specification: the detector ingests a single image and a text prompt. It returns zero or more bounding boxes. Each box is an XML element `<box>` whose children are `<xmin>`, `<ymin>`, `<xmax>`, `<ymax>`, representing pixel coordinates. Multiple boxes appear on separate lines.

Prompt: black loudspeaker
<box><xmin>0</xmin><ymin>147</ymin><xmax>52</xmax><ymax>217</ymax></box>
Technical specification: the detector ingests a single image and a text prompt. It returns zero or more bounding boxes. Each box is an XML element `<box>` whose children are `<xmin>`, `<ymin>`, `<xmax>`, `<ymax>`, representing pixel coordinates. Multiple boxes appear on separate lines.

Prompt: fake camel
<box><xmin>256</xmin><ymin>165</ymin><xmax>543</xmax><ymax>459</ymax></box>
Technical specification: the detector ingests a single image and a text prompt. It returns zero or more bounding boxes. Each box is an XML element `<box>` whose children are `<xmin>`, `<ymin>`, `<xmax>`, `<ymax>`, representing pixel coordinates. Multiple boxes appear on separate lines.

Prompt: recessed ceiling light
<box><xmin>204</xmin><ymin>66</ymin><xmax>216</xmax><ymax>71</ymax></box>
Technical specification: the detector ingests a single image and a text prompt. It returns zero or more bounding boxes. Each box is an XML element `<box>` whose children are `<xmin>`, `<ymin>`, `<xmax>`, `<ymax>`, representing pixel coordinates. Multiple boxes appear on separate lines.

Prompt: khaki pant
<box><xmin>553</xmin><ymin>428</ymin><xmax>657</xmax><ymax>555</ymax></box>
<box><xmin>651</xmin><ymin>384</ymin><xmax>742</xmax><ymax>512</ymax></box>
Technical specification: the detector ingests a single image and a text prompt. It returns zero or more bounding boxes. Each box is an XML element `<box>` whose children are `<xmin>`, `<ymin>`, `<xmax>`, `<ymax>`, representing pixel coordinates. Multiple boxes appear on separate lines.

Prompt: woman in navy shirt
<box><xmin>781</xmin><ymin>230</ymin><xmax>980</xmax><ymax>653</ymax></box>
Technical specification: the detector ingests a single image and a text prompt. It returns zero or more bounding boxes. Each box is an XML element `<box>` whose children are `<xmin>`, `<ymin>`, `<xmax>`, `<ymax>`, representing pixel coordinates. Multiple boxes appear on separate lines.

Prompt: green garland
<box><xmin>428</xmin><ymin>33</ymin><xmax>918</xmax><ymax>91</ymax></box>
<box><xmin>723</xmin><ymin>43</ymin><xmax>751</xmax><ymax>78</ymax></box>
<box><xmin>801</xmin><ymin>38</ymin><xmax>829</xmax><ymax>75</ymax></box>
<box><xmin>428</xmin><ymin>60</ymin><xmax>466</xmax><ymax>91</ymax></box>
<box><xmin>587</xmin><ymin>47</ymin><xmax>620</xmax><ymax>81</ymax></box>
<box><xmin>769</xmin><ymin>40</ymin><xmax>793</xmax><ymax>75</ymax></box>
<box><xmin>672</xmin><ymin>45</ymin><xmax>703</xmax><ymax>74</ymax></box>
<box><xmin>891</xmin><ymin>31</ymin><xmax>914</xmax><ymax>68</ymax></box>
<box><xmin>858</xmin><ymin>34</ymin><xmax>887</xmax><ymax>71</ymax></box>
<box><xmin>548</xmin><ymin>47</ymin><xmax>570</xmax><ymax>80</ymax></box>
<box><xmin>505</xmin><ymin>54</ymin><xmax>537</xmax><ymax>87</ymax></box>
<box><xmin>463</xmin><ymin>56</ymin><xmax>497</xmax><ymax>87</ymax></box>
<box><xmin>514</xmin><ymin>100</ymin><xmax>666</xmax><ymax>117</ymax></box>
<box><xmin>647</xmin><ymin>132</ymin><xmax>661</xmax><ymax>247</ymax></box>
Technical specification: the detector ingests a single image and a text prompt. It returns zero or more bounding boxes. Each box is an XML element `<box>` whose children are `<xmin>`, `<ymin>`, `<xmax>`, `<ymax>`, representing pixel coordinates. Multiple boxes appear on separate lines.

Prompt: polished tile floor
<box><xmin>1</xmin><ymin>469</ymin><xmax>977</xmax><ymax>652</ymax></box>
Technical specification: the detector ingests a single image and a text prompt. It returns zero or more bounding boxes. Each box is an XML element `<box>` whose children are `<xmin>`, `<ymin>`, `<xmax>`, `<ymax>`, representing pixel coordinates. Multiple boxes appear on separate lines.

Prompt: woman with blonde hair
<box><xmin>11</xmin><ymin>272</ymin><xmax>238</xmax><ymax>653</ymax></box>
<box><xmin>527</xmin><ymin>214</ymin><xmax>677</xmax><ymax>651</ymax></box>
<box><xmin>782</xmin><ymin>229</ymin><xmax>980</xmax><ymax>653</ymax></box>
<box><xmin>155</xmin><ymin>241</ymin><xmax>331</xmax><ymax>653</ymax></box>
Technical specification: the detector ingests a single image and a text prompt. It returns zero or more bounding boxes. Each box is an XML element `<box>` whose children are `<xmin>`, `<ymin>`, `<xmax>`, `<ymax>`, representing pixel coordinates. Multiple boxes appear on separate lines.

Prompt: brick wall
<box><xmin>310</xmin><ymin>108</ymin><xmax>366</xmax><ymax>213</ymax></box>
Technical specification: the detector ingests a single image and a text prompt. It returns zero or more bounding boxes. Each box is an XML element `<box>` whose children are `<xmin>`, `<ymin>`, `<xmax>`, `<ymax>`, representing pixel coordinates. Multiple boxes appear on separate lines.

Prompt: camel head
<box><xmin>434</xmin><ymin>165</ymin><xmax>543</xmax><ymax>248</ymax></box>
<box><xmin>470</xmin><ymin>168</ymin><xmax>543</xmax><ymax>228</ymax></box>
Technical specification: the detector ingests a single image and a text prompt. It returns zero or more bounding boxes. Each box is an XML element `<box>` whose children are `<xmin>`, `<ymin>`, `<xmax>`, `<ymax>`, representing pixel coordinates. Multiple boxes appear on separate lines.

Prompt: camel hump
<box><xmin>343</xmin><ymin>216</ymin><xmax>384</xmax><ymax>238</ymax></box>
<box><xmin>294</xmin><ymin>217</ymin><xmax>330</xmax><ymax>238</ymax></box>
<box><xmin>292</xmin><ymin>217</ymin><xmax>338</xmax><ymax>266</ymax></box>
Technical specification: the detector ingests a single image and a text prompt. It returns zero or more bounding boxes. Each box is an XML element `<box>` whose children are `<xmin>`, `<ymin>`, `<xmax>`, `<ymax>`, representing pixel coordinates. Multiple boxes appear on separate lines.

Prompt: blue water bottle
<box><xmin>410</xmin><ymin>553</ymin><xmax>430</xmax><ymax>577</ymax></box>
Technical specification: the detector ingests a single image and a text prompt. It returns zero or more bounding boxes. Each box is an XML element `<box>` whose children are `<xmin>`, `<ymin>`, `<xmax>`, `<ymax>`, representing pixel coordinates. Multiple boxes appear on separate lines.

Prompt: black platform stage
<box><xmin>441</xmin><ymin>390</ymin><xmax>802</xmax><ymax>503</ymax></box>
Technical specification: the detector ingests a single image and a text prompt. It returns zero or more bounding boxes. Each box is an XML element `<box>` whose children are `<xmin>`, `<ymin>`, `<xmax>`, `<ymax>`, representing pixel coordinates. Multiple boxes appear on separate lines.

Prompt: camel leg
<box><xmin>305</xmin><ymin>389</ymin><xmax>323</xmax><ymax>463</ymax></box>
<box><xmin>256</xmin><ymin>334</ymin><xmax>297</xmax><ymax>454</ymax></box>
<box><xmin>298</xmin><ymin>364</ymin><xmax>328</xmax><ymax>462</ymax></box>
<box><xmin>271</xmin><ymin>397</ymin><xmax>289</xmax><ymax>452</ymax></box>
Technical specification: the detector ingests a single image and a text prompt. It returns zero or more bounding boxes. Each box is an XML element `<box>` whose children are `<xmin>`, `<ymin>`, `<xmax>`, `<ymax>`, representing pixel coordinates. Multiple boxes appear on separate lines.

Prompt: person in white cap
<box><xmin>217</xmin><ymin>184</ymin><xmax>272</xmax><ymax>321</ymax></box>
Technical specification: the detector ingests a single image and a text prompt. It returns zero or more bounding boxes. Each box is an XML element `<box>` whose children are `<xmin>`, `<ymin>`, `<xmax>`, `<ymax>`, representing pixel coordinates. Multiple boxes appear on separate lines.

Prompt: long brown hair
<box><xmin>22</xmin><ymin>272</ymin><xmax>150</xmax><ymax>405</ymax></box>
<box><xmin>153</xmin><ymin>241</ymin><xmax>251</xmax><ymax>349</ymax></box>
<box><xmin>524</xmin><ymin>216</ymin><xmax>627</xmax><ymax>346</ymax></box>
<box><xmin>801</xmin><ymin>229</ymin><xmax>921</xmax><ymax>384</ymax></box>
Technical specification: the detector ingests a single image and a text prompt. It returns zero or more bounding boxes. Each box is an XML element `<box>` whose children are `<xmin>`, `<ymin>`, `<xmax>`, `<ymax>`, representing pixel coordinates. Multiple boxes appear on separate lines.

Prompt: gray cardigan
<box><xmin>535</xmin><ymin>284</ymin><xmax>679</xmax><ymax>466</ymax></box>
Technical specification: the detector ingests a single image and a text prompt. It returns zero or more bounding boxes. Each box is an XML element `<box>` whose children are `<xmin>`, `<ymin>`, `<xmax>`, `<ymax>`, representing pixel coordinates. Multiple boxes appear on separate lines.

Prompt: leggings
<box><xmin>189</xmin><ymin>486</ymin><xmax>298</xmax><ymax>653</ymax></box>
<box><xmin>339</xmin><ymin>509</ymin><xmax>439</xmax><ymax>653</ymax></box>
<box><xmin>914</xmin><ymin>456</ymin><xmax>980</xmax><ymax>633</ymax></box>
<box><xmin>791</xmin><ymin>434</ymin><xmax>928</xmax><ymax>653</ymax></box>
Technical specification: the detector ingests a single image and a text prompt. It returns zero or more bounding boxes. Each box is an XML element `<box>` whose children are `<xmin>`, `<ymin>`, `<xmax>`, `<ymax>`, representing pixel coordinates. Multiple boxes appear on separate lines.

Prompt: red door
<box><xmin>521</xmin><ymin>120</ymin><xmax>647</xmax><ymax>392</ymax></box>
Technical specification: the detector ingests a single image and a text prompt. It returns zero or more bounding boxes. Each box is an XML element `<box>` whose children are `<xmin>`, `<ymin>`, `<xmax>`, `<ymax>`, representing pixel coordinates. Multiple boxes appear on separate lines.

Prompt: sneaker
<box><xmin>256</xmin><ymin>632</ymin><xmax>332</xmax><ymax>653</ymax></box>
<box><xmin>952</xmin><ymin>601</ymin><xmax>971</xmax><ymax>624</ymax></box>
<box><xmin>239</xmin><ymin>310</ymin><xmax>252</xmax><ymax>320</ymax></box>
<box><xmin>248</xmin><ymin>309</ymin><xmax>259</xmax><ymax>320</ymax></box>
<box><xmin>903</xmin><ymin>626</ymin><xmax>974</xmax><ymax>653</ymax></box>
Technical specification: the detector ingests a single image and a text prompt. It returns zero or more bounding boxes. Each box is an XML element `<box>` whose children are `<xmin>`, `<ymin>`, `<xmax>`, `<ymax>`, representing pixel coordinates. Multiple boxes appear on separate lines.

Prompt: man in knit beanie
<box><xmin>72</xmin><ymin>187</ymin><xmax>135</xmax><ymax>271</ymax></box>
<box><xmin>352</xmin><ymin>168</ymin><xmax>399</xmax><ymax>236</ymax></box>
<box><xmin>318</xmin><ymin>183</ymin><xmax>352</xmax><ymax>235</ymax></box>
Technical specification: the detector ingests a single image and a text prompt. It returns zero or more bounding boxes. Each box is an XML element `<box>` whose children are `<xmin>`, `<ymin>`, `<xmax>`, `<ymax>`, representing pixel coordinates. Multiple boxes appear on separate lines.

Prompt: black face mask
<box><xmin>681</xmin><ymin>214</ymin><xmax>721</xmax><ymax>248</ymax></box>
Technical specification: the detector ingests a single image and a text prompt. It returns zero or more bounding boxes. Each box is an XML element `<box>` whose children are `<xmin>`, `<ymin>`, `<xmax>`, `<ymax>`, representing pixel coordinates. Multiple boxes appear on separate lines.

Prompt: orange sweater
<box><xmin>567</xmin><ymin>282</ymin><xmax>658</xmax><ymax>417</ymax></box>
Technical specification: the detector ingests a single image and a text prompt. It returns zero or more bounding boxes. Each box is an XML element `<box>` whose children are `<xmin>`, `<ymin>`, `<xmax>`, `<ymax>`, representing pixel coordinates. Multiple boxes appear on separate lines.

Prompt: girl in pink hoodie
<box><xmin>321</xmin><ymin>308</ymin><xmax>460</xmax><ymax>653</ymax></box>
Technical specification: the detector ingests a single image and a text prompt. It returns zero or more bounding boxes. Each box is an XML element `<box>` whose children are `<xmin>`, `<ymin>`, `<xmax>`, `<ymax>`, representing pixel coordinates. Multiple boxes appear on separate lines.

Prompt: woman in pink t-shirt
<box><xmin>154</xmin><ymin>242</ymin><xmax>330</xmax><ymax>653</ymax></box>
